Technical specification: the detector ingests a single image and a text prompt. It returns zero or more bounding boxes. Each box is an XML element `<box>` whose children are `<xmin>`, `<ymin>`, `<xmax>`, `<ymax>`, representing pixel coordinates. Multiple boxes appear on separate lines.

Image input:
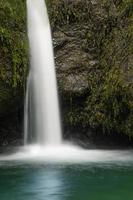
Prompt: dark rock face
<box><xmin>54</xmin><ymin>29</ymin><xmax>90</xmax><ymax>93</ymax></box>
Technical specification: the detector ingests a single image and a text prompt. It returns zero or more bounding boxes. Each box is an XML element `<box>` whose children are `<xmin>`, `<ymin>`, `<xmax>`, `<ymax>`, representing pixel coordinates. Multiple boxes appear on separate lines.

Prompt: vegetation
<box><xmin>0</xmin><ymin>0</ymin><xmax>133</xmax><ymax>143</ymax></box>
<box><xmin>0</xmin><ymin>0</ymin><xmax>27</xmax><ymax>115</ymax></box>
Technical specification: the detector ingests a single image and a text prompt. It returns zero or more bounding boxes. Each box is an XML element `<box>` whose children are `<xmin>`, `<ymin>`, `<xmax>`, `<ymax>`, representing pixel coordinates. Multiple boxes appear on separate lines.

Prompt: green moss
<box><xmin>84</xmin><ymin>68</ymin><xmax>133</xmax><ymax>135</ymax></box>
<box><xmin>46</xmin><ymin>0</ymin><xmax>93</xmax><ymax>28</ymax></box>
<box><xmin>0</xmin><ymin>0</ymin><xmax>28</xmax><ymax>115</ymax></box>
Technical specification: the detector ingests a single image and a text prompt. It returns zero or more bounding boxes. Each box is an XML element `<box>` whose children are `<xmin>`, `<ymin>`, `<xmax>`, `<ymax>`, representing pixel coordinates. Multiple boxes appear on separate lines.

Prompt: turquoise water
<box><xmin>0</xmin><ymin>162</ymin><xmax>133</xmax><ymax>200</ymax></box>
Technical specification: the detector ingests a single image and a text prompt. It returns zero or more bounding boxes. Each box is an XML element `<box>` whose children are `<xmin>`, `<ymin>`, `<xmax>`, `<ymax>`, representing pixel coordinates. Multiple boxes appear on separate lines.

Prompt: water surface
<box><xmin>0</xmin><ymin>161</ymin><xmax>133</xmax><ymax>200</ymax></box>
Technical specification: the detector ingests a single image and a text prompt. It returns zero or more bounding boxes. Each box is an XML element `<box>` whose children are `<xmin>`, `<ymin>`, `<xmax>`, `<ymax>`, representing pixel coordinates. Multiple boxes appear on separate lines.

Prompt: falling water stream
<box><xmin>24</xmin><ymin>0</ymin><xmax>62</xmax><ymax>146</ymax></box>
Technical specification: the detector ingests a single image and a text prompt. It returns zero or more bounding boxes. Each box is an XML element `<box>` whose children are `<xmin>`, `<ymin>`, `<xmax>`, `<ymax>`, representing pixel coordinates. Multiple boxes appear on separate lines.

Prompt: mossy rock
<box><xmin>0</xmin><ymin>0</ymin><xmax>28</xmax><ymax>116</ymax></box>
<box><xmin>51</xmin><ymin>0</ymin><xmax>133</xmax><ymax>137</ymax></box>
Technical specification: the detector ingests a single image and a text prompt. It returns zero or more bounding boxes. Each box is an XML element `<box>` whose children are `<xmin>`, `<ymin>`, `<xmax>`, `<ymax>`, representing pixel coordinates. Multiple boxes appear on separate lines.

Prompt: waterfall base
<box><xmin>0</xmin><ymin>144</ymin><xmax>133</xmax><ymax>164</ymax></box>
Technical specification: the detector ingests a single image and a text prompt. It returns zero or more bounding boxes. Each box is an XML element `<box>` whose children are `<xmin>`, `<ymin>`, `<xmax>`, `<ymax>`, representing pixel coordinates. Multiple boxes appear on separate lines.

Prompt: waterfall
<box><xmin>24</xmin><ymin>0</ymin><xmax>62</xmax><ymax>146</ymax></box>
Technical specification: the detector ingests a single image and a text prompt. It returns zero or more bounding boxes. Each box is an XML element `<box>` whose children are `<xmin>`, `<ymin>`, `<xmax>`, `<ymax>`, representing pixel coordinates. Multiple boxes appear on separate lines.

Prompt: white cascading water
<box><xmin>24</xmin><ymin>0</ymin><xmax>62</xmax><ymax>146</ymax></box>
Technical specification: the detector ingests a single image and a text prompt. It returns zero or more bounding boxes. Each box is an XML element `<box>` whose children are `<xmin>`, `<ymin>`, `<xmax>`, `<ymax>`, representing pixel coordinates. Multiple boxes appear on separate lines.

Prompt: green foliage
<box><xmin>46</xmin><ymin>0</ymin><xmax>93</xmax><ymax>28</ymax></box>
<box><xmin>85</xmin><ymin>68</ymin><xmax>133</xmax><ymax>136</ymax></box>
<box><xmin>0</xmin><ymin>0</ymin><xmax>28</xmax><ymax>114</ymax></box>
<box><xmin>0</xmin><ymin>0</ymin><xmax>28</xmax><ymax>88</ymax></box>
